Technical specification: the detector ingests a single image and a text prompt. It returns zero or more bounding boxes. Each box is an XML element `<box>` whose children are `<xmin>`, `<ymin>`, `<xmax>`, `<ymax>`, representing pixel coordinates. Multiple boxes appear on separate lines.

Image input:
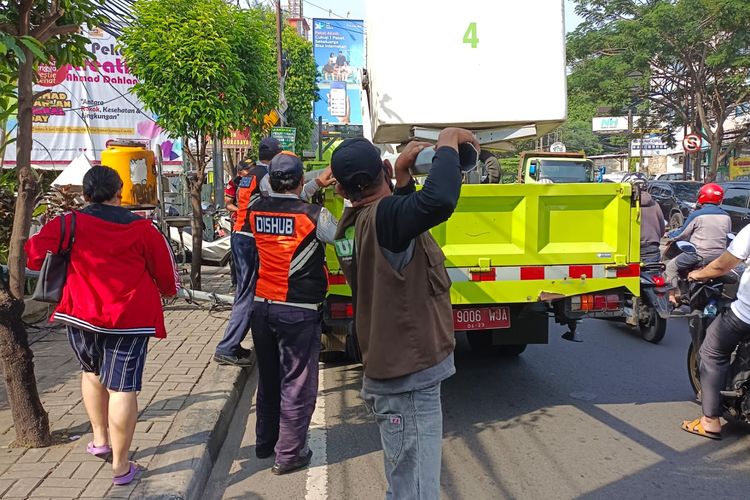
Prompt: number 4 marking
<box><xmin>463</xmin><ymin>22</ymin><xmax>478</xmax><ymax>48</ymax></box>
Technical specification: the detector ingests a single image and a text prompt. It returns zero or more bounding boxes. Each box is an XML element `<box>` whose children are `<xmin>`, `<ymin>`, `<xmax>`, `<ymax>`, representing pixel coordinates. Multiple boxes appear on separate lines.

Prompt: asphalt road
<box><xmin>205</xmin><ymin>318</ymin><xmax>750</xmax><ymax>500</ymax></box>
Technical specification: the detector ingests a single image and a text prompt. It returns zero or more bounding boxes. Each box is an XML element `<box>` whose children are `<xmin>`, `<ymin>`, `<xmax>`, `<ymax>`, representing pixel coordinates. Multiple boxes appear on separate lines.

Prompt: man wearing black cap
<box><xmin>215</xmin><ymin>138</ymin><xmax>334</xmax><ymax>366</ymax></box>
<box><xmin>330</xmin><ymin>128</ymin><xmax>479</xmax><ymax>498</ymax></box>
<box><xmin>249</xmin><ymin>151</ymin><xmax>338</xmax><ymax>474</ymax></box>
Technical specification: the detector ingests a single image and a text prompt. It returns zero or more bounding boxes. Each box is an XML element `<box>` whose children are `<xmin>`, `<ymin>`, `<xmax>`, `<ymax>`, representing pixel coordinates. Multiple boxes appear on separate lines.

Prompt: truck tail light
<box><xmin>571</xmin><ymin>294</ymin><xmax>622</xmax><ymax>312</ymax></box>
<box><xmin>330</xmin><ymin>302</ymin><xmax>354</xmax><ymax>319</ymax></box>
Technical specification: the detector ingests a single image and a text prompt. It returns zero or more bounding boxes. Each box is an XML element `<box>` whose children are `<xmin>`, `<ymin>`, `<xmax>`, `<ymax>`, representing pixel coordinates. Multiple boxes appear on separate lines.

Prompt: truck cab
<box><xmin>519</xmin><ymin>152</ymin><xmax>595</xmax><ymax>184</ymax></box>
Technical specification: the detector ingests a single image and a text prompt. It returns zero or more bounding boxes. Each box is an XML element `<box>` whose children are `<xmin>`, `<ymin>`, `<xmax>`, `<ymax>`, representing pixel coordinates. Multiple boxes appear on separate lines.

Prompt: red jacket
<box><xmin>25</xmin><ymin>205</ymin><xmax>179</xmax><ymax>338</ymax></box>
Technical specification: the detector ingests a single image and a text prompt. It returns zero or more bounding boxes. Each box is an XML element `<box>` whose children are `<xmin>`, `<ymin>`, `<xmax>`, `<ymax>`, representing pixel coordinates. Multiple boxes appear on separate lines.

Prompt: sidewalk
<box><xmin>0</xmin><ymin>267</ymin><xmax>251</xmax><ymax>499</ymax></box>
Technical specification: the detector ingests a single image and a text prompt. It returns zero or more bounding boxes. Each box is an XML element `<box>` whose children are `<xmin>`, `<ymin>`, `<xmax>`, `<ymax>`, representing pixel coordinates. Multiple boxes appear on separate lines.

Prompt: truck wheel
<box><xmin>466</xmin><ymin>331</ymin><xmax>526</xmax><ymax>356</ymax></box>
<box><xmin>669</xmin><ymin>212</ymin><xmax>684</xmax><ymax>230</ymax></box>
<box><xmin>345</xmin><ymin>322</ymin><xmax>362</xmax><ymax>363</ymax></box>
<box><xmin>640</xmin><ymin>308</ymin><xmax>667</xmax><ymax>344</ymax></box>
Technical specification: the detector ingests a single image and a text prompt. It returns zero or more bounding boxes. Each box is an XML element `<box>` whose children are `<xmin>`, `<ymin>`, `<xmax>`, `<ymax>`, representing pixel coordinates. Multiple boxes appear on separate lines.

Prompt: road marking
<box><xmin>305</xmin><ymin>363</ymin><xmax>327</xmax><ymax>499</ymax></box>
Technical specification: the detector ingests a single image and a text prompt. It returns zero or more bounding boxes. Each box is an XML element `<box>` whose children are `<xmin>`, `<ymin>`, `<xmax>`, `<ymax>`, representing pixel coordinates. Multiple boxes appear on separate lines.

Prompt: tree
<box><xmin>282</xmin><ymin>25</ymin><xmax>318</xmax><ymax>153</ymax></box>
<box><xmin>569</xmin><ymin>0</ymin><xmax>750</xmax><ymax>179</ymax></box>
<box><xmin>0</xmin><ymin>0</ymin><xmax>104</xmax><ymax>447</ymax></box>
<box><xmin>121</xmin><ymin>0</ymin><xmax>275</xmax><ymax>289</ymax></box>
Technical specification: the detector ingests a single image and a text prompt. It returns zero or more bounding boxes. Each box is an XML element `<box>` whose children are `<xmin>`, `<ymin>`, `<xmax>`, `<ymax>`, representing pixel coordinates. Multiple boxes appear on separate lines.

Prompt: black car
<box><xmin>719</xmin><ymin>182</ymin><xmax>750</xmax><ymax>233</ymax></box>
<box><xmin>647</xmin><ymin>181</ymin><xmax>703</xmax><ymax>230</ymax></box>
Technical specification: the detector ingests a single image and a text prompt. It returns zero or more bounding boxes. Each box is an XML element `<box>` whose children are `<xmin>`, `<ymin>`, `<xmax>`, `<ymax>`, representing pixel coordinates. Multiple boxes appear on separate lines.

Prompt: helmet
<box><xmin>698</xmin><ymin>183</ymin><xmax>724</xmax><ymax>205</ymax></box>
<box><xmin>538</xmin><ymin>177</ymin><xmax>554</xmax><ymax>184</ymax></box>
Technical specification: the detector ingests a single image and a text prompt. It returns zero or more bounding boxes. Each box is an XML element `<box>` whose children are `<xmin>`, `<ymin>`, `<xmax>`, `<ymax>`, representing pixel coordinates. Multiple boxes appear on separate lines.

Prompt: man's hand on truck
<box><xmin>436</xmin><ymin>127</ymin><xmax>480</xmax><ymax>154</ymax></box>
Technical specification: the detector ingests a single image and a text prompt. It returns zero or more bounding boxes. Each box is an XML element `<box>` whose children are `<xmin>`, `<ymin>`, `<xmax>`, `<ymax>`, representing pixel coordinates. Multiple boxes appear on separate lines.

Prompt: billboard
<box><xmin>3</xmin><ymin>27</ymin><xmax>181</xmax><ymax>167</ymax></box>
<box><xmin>312</xmin><ymin>19</ymin><xmax>365</xmax><ymax>127</ymax></box>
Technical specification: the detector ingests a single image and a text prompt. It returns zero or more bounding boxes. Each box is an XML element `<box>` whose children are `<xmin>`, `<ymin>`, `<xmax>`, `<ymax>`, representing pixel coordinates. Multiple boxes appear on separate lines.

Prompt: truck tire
<box><xmin>345</xmin><ymin>321</ymin><xmax>362</xmax><ymax>363</ymax></box>
<box><xmin>466</xmin><ymin>331</ymin><xmax>527</xmax><ymax>356</ymax></box>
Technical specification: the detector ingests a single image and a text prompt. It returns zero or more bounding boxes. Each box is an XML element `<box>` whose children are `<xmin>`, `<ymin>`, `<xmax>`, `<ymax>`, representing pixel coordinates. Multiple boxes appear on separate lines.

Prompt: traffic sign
<box><xmin>683</xmin><ymin>134</ymin><xmax>701</xmax><ymax>153</ymax></box>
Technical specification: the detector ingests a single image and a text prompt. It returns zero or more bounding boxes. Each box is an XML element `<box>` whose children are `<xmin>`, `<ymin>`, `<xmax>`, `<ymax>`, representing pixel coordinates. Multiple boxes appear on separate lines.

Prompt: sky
<box><xmin>300</xmin><ymin>0</ymin><xmax>584</xmax><ymax>33</ymax></box>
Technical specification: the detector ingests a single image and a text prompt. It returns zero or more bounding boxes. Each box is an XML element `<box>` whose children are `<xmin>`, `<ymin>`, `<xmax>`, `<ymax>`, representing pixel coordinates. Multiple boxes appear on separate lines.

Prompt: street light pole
<box><xmin>275</xmin><ymin>0</ymin><xmax>285</xmax><ymax>126</ymax></box>
<box><xmin>626</xmin><ymin>108</ymin><xmax>633</xmax><ymax>172</ymax></box>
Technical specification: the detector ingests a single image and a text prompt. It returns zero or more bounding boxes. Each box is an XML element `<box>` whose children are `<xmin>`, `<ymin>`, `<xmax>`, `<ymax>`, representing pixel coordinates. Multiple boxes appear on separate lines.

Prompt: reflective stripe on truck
<box><xmin>447</xmin><ymin>263</ymin><xmax>641</xmax><ymax>282</ymax></box>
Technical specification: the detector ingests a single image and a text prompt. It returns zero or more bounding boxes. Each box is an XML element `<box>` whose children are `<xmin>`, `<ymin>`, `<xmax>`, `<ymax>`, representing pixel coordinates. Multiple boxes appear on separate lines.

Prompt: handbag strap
<box><xmin>67</xmin><ymin>212</ymin><xmax>76</xmax><ymax>251</ymax></box>
<box><xmin>58</xmin><ymin>212</ymin><xmax>77</xmax><ymax>254</ymax></box>
<box><xmin>56</xmin><ymin>213</ymin><xmax>67</xmax><ymax>254</ymax></box>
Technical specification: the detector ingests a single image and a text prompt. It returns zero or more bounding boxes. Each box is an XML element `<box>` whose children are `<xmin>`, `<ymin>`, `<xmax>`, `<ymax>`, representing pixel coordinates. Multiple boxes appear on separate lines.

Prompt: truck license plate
<box><xmin>453</xmin><ymin>307</ymin><xmax>511</xmax><ymax>331</ymax></box>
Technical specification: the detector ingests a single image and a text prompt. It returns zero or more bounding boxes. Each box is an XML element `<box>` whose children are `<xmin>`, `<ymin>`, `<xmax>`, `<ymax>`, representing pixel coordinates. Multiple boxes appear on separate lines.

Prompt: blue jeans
<box><xmin>216</xmin><ymin>233</ymin><xmax>257</xmax><ymax>356</ymax></box>
<box><xmin>361</xmin><ymin>383</ymin><xmax>443</xmax><ymax>500</ymax></box>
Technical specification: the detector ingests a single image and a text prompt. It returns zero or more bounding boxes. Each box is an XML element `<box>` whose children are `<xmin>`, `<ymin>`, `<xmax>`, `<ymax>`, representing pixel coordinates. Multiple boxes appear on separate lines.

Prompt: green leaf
<box><xmin>19</xmin><ymin>36</ymin><xmax>47</xmax><ymax>61</ymax></box>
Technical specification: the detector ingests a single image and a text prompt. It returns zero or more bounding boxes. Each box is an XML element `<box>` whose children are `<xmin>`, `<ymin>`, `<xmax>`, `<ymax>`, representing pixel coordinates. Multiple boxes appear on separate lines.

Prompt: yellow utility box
<box><xmin>101</xmin><ymin>141</ymin><xmax>157</xmax><ymax>207</ymax></box>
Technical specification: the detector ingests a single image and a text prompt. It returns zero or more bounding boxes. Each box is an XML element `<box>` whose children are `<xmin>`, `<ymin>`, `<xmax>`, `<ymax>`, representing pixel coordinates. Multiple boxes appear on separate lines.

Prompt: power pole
<box><xmin>276</xmin><ymin>0</ymin><xmax>285</xmax><ymax>126</ymax></box>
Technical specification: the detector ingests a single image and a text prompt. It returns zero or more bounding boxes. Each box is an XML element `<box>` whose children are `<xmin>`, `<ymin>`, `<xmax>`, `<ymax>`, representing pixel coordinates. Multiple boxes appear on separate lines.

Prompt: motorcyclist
<box><xmin>681</xmin><ymin>224</ymin><xmax>750</xmax><ymax>440</ymax></box>
<box><xmin>625</xmin><ymin>174</ymin><xmax>664</xmax><ymax>263</ymax></box>
<box><xmin>664</xmin><ymin>183</ymin><xmax>731</xmax><ymax>306</ymax></box>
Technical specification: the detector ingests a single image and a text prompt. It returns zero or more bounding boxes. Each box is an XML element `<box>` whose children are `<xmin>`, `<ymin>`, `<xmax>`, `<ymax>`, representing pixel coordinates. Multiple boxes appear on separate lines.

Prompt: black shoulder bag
<box><xmin>32</xmin><ymin>212</ymin><xmax>76</xmax><ymax>303</ymax></box>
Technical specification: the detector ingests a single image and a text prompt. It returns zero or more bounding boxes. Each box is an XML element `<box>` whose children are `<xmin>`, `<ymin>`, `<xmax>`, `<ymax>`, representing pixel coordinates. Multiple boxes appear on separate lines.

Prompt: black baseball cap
<box><xmin>330</xmin><ymin>138</ymin><xmax>383</xmax><ymax>199</ymax></box>
<box><xmin>269</xmin><ymin>151</ymin><xmax>303</xmax><ymax>179</ymax></box>
<box><xmin>258</xmin><ymin>137</ymin><xmax>281</xmax><ymax>160</ymax></box>
<box><xmin>237</xmin><ymin>158</ymin><xmax>254</xmax><ymax>170</ymax></box>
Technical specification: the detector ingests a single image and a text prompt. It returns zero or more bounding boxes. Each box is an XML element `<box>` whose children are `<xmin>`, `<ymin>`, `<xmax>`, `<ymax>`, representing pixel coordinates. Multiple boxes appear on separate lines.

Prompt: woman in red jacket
<box><xmin>26</xmin><ymin>166</ymin><xmax>179</xmax><ymax>486</ymax></box>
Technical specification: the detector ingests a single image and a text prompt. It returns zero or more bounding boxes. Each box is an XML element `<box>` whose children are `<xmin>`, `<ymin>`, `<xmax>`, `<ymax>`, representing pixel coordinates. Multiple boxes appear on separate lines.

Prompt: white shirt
<box><xmin>727</xmin><ymin>225</ymin><xmax>750</xmax><ymax>324</ymax></box>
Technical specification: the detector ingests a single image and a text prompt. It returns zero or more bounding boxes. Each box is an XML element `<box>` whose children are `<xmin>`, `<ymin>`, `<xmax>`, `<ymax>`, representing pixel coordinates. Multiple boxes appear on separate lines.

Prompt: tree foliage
<box><xmin>0</xmin><ymin>0</ymin><xmax>105</xmax><ymax>448</ymax></box>
<box><xmin>282</xmin><ymin>25</ymin><xmax>318</xmax><ymax>153</ymax></box>
<box><xmin>121</xmin><ymin>0</ymin><xmax>276</xmax><ymax>288</ymax></box>
<box><xmin>568</xmin><ymin>0</ymin><xmax>750</xmax><ymax>178</ymax></box>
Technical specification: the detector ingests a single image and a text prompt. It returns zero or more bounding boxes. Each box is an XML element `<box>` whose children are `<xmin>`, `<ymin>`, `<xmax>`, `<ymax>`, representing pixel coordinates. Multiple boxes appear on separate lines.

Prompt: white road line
<box><xmin>305</xmin><ymin>363</ymin><xmax>328</xmax><ymax>499</ymax></box>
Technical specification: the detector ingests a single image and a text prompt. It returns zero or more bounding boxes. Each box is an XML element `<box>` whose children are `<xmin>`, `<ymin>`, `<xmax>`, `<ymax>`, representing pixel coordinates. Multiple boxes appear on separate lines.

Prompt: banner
<box><xmin>630</xmin><ymin>133</ymin><xmax>669</xmax><ymax>157</ymax></box>
<box><xmin>271</xmin><ymin>127</ymin><xmax>297</xmax><ymax>153</ymax></box>
<box><xmin>312</xmin><ymin>19</ymin><xmax>365</xmax><ymax>127</ymax></box>
<box><xmin>3</xmin><ymin>27</ymin><xmax>182</xmax><ymax>167</ymax></box>
<box><xmin>730</xmin><ymin>157</ymin><xmax>750</xmax><ymax>180</ymax></box>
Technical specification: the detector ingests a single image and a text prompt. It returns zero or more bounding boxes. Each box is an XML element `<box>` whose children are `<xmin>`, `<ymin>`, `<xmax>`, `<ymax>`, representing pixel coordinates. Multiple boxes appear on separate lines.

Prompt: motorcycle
<box><xmin>622</xmin><ymin>262</ymin><xmax>671</xmax><ymax>343</ymax></box>
<box><xmin>684</xmin><ymin>258</ymin><xmax>749</xmax><ymax>422</ymax></box>
<box><xmin>166</xmin><ymin>206</ymin><xmax>233</xmax><ymax>267</ymax></box>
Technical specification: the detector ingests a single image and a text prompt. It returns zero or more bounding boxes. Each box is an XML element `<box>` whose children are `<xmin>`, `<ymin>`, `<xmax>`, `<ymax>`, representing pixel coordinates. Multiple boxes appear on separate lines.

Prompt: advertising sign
<box><xmin>3</xmin><ymin>27</ymin><xmax>181</xmax><ymax>167</ymax></box>
<box><xmin>312</xmin><ymin>19</ymin><xmax>365</xmax><ymax>127</ymax></box>
<box><xmin>730</xmin><ymin>157</ymin><xmax>750</xmax><ymax>180</ymax></box>
<box><xmin>630</xmin><ymin>133</ymin><xmax>669</xmax><ymax>157</ymax></box>
<box><xmin>592</xmin><ymin>116</ymin><xmax>640</xmax><ymax>134</ymax></box>
<box><xmin>271</xmin><ymin>127</ymin><xmax>297</xmax><ymax>153</ymax></box>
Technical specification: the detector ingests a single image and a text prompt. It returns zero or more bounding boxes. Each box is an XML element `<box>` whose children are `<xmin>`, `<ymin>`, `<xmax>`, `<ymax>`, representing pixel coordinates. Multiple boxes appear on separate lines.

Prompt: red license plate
<box><xmin>453</xmin><ymin>306</ymin><xmax>511</xmax><ymax>331</ymax></box>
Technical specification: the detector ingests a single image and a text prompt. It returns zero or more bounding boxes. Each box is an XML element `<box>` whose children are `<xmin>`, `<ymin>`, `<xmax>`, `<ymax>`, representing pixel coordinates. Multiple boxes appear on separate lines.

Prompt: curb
<box><xmin>132</xmin><ymin>354</ymin><xmax>255</xmax><ymax>500</ymax></box>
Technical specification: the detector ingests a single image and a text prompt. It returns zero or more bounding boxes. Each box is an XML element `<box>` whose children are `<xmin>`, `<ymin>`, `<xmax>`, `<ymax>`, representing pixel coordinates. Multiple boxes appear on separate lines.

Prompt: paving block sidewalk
<box><xmin>0</xmin><ymin>267</ymin><xmax>250</xmax><ymax>499</ymax></box>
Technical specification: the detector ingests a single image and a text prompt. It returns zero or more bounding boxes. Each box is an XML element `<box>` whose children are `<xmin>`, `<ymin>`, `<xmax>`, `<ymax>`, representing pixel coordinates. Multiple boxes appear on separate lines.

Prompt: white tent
<box><xmin>51</xmin><ymin>154</ymin><xmax>92</xmax><ymax>187</ymax></box>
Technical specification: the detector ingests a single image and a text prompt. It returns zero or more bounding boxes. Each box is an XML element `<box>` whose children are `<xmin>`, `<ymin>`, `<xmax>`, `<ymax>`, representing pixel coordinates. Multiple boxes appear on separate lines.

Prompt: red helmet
<box><xmin>698</xmin><ymin>183</ymin><xmax>724</xmax><ymax>205</ymax></box>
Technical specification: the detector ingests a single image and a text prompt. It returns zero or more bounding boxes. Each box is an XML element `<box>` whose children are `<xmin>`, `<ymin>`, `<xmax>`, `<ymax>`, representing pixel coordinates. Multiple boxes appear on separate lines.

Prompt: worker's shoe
<box><xmin>237</xmin><ymin>346</ymin><xmax>253</xmax><ymax>358</ymax></box>
<box><xmin>271</xmin><ymin>450</ymin><xmax>313</xmax><ymax>475</ymax></box>
<box><xmin>213</xmin><ymin>352</ymin><xmax>253</xmax><ymax>367</ymax></box>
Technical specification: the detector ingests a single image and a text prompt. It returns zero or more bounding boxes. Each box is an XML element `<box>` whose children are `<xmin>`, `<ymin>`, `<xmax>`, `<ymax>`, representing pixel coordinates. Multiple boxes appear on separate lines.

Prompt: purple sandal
<box><xmin>112</xmin><ymin>462</ymin><xmax>138</xmax><ymax>486</ymax></box>
<box><xmin>86</xmin><ymin>441</ymin><xmax>112</xmax><ymax>457</ymax></box>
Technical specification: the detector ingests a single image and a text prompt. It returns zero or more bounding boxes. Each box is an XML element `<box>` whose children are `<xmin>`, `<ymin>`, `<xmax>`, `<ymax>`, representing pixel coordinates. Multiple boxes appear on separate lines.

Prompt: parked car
<box><xmin>719</xmin><ymin>182</ymin><xmax>750</xmax><ymax>233</ymax></box>
<box><xmin>647</xmin><ymin>181</ymin><xmax>703</xmax><ymax>230</ymax></box>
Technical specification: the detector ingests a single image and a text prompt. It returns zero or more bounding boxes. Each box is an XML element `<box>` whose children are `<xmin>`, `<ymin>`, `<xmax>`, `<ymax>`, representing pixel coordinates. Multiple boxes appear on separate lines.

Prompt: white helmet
<box><xmin>538</xmin><ymin>177</ymin><xmax>554</xmax><ymax>184</ymax></box>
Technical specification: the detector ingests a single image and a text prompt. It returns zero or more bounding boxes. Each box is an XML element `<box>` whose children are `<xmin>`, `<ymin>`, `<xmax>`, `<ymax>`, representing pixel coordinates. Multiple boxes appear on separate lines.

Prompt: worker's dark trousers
<box><xmin>252</xmin><ymin>301</ymin><xmax>321</xmax><ymax>464</ymax></box>
<box><xmin>215</xmin><ymin>233</ymin><xmax>257</xmax><ymax>356</ymax></box>
<box><xmin>700</xmin><ymin>308</ymin><xmax>750</xmax><ymax>417</ymax></box>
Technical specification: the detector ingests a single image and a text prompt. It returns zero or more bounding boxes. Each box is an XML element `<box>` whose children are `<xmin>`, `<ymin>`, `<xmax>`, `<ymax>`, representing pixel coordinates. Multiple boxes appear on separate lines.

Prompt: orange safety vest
<box><xmin>250</xmin><ymin>196</ymin><xmax>327</xmax><ymax>304</ymax></box>
<box><xmin>233</xmin><ymin>165</ymin><xmax>268</xmax><ymax>233</ymax></box>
